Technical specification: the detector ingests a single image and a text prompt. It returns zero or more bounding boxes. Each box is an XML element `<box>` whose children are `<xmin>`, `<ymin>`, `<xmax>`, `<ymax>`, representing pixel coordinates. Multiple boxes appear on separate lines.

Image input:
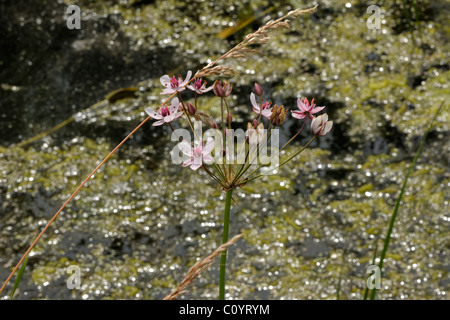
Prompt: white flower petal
<box><xmin>161</xmin><ymin>88</ymin><xmax>176</xmax><ymax>95</ymax></box>
<box><xmin>152</xmin><ymin>119</ymin><xmax>165</xmax><ymax>126</ymax></box>
<box><xmin>169</xmin><ymin>97</ymin><xmax>180</xmax><ymax>114</ymax></box>
<box><xmin>181</xmin><ymin>70</ymin><xmax>192</xmax><ymax>86</ymax></box>
<box><xmin>165</xmin><ymin>112</ymin><xmax>182</xmax><ymax>123</ymax></box>
<box><xmin>262</xmin><ymin>109</ymin><xmax>272</xmax><ymax>119</ymax></box>
<box><xmin>164</xmin><ymin>114</ymin><xmax>175</xmax><ymax>122</ymax></box>
<box><xmin>323</xmin><ymin>121</ymin><xmax>333</xmax><ymax>135</ymax></box>
<box><xmin>311</xmin><ymin>116</ymin><xmax>320</xmax><ymax>133</ymax></box>
<box><xmin>160</xmin><ymin>75</ymin><xmax>171</xmax><ymax>87</ymax></box>
<box><xmin>203</xmin><ymin>85</ymin><xmax>214</xmax><ymax>93</ymax></box>
<box><xmin>250</xmin><ymin>92</ymin><xmax>258</xmax><ymax>109</ymax></box>
<box><xmin>145</xmin><ymin>107</ymin><xmax>163</xmax><ymax>119</ymax></box>
<box><xmin>167</xmin><ymin>112</ymin><xmax>183</xmax><ymax>122</ymax></box>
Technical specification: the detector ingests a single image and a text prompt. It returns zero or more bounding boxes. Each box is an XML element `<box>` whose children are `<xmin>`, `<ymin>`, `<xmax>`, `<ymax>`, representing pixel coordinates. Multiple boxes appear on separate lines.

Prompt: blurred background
<box><xmin>0</xmin><ymin>0</ymin><xmax>448</xmax><ymax>299</ymax></box>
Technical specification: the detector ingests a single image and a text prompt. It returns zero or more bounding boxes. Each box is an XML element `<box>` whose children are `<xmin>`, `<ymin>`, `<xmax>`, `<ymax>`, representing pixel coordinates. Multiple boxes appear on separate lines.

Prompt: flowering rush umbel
<box><xmin>143</xmin><ymin>9</ymin><xmax>330</xmax><ymax>299</ymax></box>
<box><xmin>147</xmin><ymin>66</ymin><xmax>332</xmax><ymax>299</ymax></box>
<box><xmin>150</xmin><ymin>72</ymin><xmax>332</xmax><ymax>183</ymax></box>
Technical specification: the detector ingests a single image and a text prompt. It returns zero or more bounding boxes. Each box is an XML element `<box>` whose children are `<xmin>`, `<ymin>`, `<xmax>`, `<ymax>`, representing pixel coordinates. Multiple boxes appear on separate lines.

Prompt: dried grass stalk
<box><xmin>196</xmin><ymin>5</ymin><xmax>318</xmax><ymax>78</ymax></box>
<box><xmin>163</xmin><ymin>234</ymin><xmax>244</xmax><ymax>300</ymax></box>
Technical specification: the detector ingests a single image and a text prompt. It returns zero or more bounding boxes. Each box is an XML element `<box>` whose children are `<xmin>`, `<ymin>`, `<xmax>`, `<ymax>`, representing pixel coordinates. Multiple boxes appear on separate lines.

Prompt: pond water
<box><xmin>0</xmin><ymin>0</ymin><xmax>448</xmax><ymax>299</ymax></box>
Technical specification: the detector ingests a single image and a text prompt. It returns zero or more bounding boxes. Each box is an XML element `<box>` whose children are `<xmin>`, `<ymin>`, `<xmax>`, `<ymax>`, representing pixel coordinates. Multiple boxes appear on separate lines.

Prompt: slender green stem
<box><xmin>220</xmin><ymin>98</ymin><xmax>228</xmax><ymax>177</ymax></box>
<box><xmin>223</xmin><ymin>98</ymin><xmax>231</xmax><ymax>128</ymax></box>
<box><xmin>241</xmin><ymin>135</ymin><xmax>316</xmax><ymax>185</ymax></box>
<box><xmin>232</xmin><ymin>138</ymin><xmax>252</xmax><ymax>186</ymax></box>
<box><xmin>233</xmin><ymin>126</ymin><xmax>272</xmax><ymax>184</ymax></box>
<box><xmin>195</xmin><ymin>92</ymin><xmax>198</xmax><ymax>110</ymax></box>
<box><xmin>279</xmin><ymin>119</ymin><xmax>306</xmax><ymax>153</ymax></box>
<box><xmin>202</xmin><ymin>164</ymin><xmax>224</xmax><ymax>187</ymax></box>
<box><xmin>221</xmin><ymin>97</ymin><xmax>225</xmax><ymax>131</ymax></box>
<box><xmin>212</xmin><ymin>162</ymin><xmax>226</xmax><ymax>182</ymax></box>
<box><xmin>219</xmin><ymin>189</ymin><xmax>233</xmax><ymax>300</ymax></box>
<box><xmin>369</xmin><ymin>101</ymin><xmax>445</xmax><ymax>300</ymax></box>
<box><xmin>177</xmin><ymin>93</ymin><xmax>196</xmax><ymax>134</ymax></box>
<box><xmin>257</xmin><ymin>95</ymin><xmax>263</xmax><ymax>124</ymax></box>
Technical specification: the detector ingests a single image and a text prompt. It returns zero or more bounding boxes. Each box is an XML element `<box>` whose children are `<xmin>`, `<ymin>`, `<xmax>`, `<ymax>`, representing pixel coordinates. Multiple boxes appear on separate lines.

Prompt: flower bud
<box><xmin>269</xmin><ymin>104</ymin><xmax>287</xmax><ymax>126</ymax></box>
<box><xmin>252</xmin><ymin>119</ymin><xmax>259</xmax><ymax>128</ymax></box>
<box><xmin>211</xmin><ymin>121</ymin><xmax>218</xmax><ymax>129</ymax></box>
<box><xmin>311</xmin><ymin>113</ymin><xmax>333</xmax><ymax>136</ymax></box>
<box><xmin>227</xmin><ymin>114</ymin><xmax>232</xmax><ymax>125</ymax></box>
<box><xmin>254</xmin><ymin>83</ymin><xmax>263</xmax><ymax>96</ymax></box>
<box><xmin>186</xmin><ymin>102</ymin><xmax>196</xmax><ymax>115</ymax></box>
<box><xmin>213</xmin><ymin>80</ymin><xmax>233</xmax><ymax>97</ymax></box>
<box><xmin>213</xmin><ymin>80</ymin><xmax>225</xmax><ymax>97</ymax></box>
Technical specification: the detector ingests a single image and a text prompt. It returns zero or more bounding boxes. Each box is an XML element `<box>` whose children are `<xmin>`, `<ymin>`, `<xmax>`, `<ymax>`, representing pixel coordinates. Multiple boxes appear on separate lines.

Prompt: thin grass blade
<box><xmin>370</xmin><ymin>101</ymin><xmax>445</xmax><ymax>300</ymax></box>
<box><xmin>10</xmin><ymin>253</ymin><xmax>29</xmax><ymax>300</ymax></box>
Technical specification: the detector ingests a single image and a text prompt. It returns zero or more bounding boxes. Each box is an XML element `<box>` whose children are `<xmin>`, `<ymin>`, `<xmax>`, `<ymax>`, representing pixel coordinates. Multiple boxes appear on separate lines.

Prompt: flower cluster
<box><xmin>144</xmin><ymin>72</ymin><xmax>333</xmax><ymax>190</ymax></box>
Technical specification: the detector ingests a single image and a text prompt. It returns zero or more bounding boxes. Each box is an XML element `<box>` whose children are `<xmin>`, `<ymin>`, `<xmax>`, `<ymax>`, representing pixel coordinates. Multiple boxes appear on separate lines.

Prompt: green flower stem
<box><xmin>231</xmin><ymin>125</ymin><xmax>273</xmax><ymax>186</ymax></box>
<box><xmin>219</xmin><ymin>189</ymin><xmax>233</xmax><ymax>300</ymax></box>
<box><xmin>241</xmin><ymin>135</ymin><xmax>316</xmax><ymax>185</ymax></box>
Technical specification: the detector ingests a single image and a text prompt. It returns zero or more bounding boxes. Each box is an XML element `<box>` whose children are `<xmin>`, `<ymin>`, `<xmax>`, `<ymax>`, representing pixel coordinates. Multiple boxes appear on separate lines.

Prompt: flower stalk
<box><xmin>219</xmin><ymin>189</ymin><xmax>233</xmax><ymax>300</ymax></box>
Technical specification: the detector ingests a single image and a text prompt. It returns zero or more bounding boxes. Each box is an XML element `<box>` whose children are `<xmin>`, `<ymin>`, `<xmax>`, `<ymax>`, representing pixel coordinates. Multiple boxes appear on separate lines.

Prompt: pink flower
<box><xmin>250</xmin><ymin>92</ymin><xmax>272</xmax><ymax>119</ymax></box>
<box><xmin>311</xmin><ymin>113</ymin><xmax>333</xmax><ymax>136</ymax></box>
<box><xmin>178</xmin><ymin>137</ymin><xmax>215</xmax><ymax>170</ymax></box>
<box><xmin>187</xmin><ymin>78</ymin><xmax>213</xmax><ymax>94</ymax></box>
<box><xmin>160</xmin><ymin>71</ymin><xmax>192</xmax><ymax>95</ymax></box>
<box><xmin>291</xmin><ymin>97</ymin><xmax>325</xmax><ymax>120</ymax></box>
<box><xmin>145</xmin><ymin>98</ymin><xmax>182</xmax><ymax>126</ymax></box>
